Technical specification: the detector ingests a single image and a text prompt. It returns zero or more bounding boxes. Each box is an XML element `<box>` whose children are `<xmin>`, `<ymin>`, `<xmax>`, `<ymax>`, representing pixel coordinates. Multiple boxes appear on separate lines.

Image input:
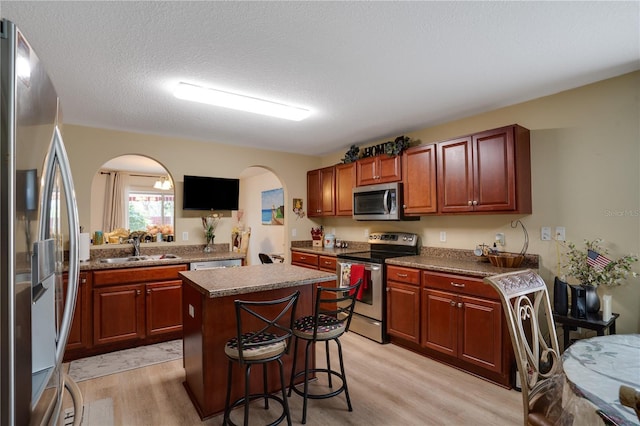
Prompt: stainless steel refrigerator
<box><xmin>1</xmin><ymin>19</ymin><xmax>83</xmax><ymax>425</ymax></box>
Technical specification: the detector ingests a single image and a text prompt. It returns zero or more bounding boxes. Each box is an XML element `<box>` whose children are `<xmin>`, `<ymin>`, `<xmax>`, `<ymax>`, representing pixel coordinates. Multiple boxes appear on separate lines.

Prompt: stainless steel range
<box><xmin>337</xmin><ymin>232</ymin><xmax>420</xmax><ymax>343</ymax></box>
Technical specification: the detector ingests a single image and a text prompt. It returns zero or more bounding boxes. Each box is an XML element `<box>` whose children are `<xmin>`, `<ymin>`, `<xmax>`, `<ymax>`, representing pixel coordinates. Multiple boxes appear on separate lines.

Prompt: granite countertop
<box><xmin>179</xmin><ymin>263</ymin><xmax>336</xmax><ymax>298</ymax></box>
<box><xmin>78</xmin><ymin>244</ymin><xmax>245</xmax><ymax>271</ymax></box>
<box><xmin>386</xmin><ymin>255</ymin><xmax>536</xmax><ymax>278</ymax></box>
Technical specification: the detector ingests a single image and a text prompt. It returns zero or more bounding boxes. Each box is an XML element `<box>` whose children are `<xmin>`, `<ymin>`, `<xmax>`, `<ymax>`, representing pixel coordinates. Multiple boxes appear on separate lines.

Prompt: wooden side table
<box><xmin>553</xmin><ymin>312</ymin><xmax>619</xmax><ymax>351</ymax></box>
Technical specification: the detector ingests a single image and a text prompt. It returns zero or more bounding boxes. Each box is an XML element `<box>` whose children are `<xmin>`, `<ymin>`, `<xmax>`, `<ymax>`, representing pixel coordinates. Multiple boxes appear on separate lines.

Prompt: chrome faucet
<box><xmin>129</xmin><ymin>237</ymin><xmax>141</xmax><ymax>257</ymax></box>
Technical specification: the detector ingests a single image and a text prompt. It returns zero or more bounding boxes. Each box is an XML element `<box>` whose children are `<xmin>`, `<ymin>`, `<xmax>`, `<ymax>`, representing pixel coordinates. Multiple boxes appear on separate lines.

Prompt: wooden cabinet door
<box><xmin>437</xmin><ymin>136</ymin><xmax>474</xmax><ymax>213</ymax></box>
<box><xmin>458</xmin><ymin>295</ymin><xmax>502</xmax><ymax>373</ymax></box>
<box><xmin>307</xmin><ymin>169</ymin><xmax>322</xmax><ymax>217</ymax></box>
<box><xmin>335</xmin><ymin>162</ymin><xmax>356</xmax><ymax>216</ymax></box>
<box><xmin>472</xmin><ymin>126</ymin><xmax>516</xmax><ymax>212</ymax></box>
<box><xmin>146</xmin><ymin>280</ymin><xmax>183</xmax><ymax>337</ymax></box>
<box><xmin>356</xmin><ymin>156</ymin><xmax>402</xmax><ymax>186</ymax></box>
<box><xmin>93</xmin><ymin>283</ymin><xmax>145</xmax><ymax>345</ymax></box>
<box><xmin>402</xmin><ymin>144</ymin><xmax>437</xmax><ymax>215</ymax></box>
<box><xmin>307</xmin><ymin>166</ymin><xmax>335</xmax><ymax>217</ymax></box>
<box><xmin>355</xmin><ymin>157</ymin><xmax>378</xmax><ymax>186</ymax></box>
<box><xmin>422</xmin><ymin>288</ymin><xmax>457</xmax><ymax>356</ymax></box>
<box><xmin>64</xmin><ymin>271</ymin><xmax>92</xmax><ymax>352</ymax></box>
<box><xmin>387</xmin><ymin>281</ymin><xmax>420</xmax><ymax>343</ymax></box>
<box><xmin>377</xmin><ymin>155</ymin><xmax>402</xmax><ymax>183</ymax></box>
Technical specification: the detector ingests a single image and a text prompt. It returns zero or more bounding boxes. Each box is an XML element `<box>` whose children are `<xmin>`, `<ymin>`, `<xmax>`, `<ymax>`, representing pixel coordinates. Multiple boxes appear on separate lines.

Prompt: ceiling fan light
<box><xmin>173</xmin><ymin>82</ymin><xmax>311</xmax><ymax>121</ymax></box>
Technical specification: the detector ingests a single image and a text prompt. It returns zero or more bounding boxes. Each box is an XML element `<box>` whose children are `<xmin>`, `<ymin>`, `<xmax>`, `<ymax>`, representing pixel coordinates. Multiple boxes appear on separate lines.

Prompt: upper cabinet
<box><xmin>307</xmin><ymin>166</ymin><xmax>335</xmax><ymax>217</ymax></box>
<box><xmin>402</xmin><ymin>144</ymin><xmax>437</xmax><ymax>215</ymax></box>
<box><xmin>335</xmin><ymin>162</ymin><xmax>356</xmax><ymax>216</ymax></box>
<box><xmin>436</xmin><ymin>125</ymin><xmax>531</xmax><ymax>214</ymax></box>
<box><xmin>356</xmin><ymin>155</ymin><xmax>402</xmax><ymax>186</ymax></box>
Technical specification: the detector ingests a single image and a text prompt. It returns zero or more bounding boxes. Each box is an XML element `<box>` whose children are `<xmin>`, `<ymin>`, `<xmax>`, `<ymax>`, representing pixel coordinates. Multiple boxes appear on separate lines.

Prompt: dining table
<box><xmin>562</xmin><ymin>334</ymin><xmax>640</xmax><ymax>425</ymax></box>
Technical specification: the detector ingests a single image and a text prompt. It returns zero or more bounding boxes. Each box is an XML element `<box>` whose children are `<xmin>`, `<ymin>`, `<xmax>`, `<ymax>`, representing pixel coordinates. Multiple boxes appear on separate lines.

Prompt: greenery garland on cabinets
<box><xmin>341</xmin><ymin>135</ymin><xmax>412</xmax><ymax>163</ymax></box>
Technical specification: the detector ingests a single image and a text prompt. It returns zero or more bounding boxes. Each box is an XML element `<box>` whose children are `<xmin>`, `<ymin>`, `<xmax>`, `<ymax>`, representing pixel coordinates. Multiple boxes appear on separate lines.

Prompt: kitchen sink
<box><xmin>99</xmin><ymin>254</ymin><xmax>181</xmax><ymax>263</ymax></box>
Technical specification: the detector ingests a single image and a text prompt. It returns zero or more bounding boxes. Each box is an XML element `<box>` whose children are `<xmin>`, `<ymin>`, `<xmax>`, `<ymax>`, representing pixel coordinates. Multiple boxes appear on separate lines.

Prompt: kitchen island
<box><xmin>179</xmin><ymin>263</ymin><xmax>336</xmax><ymax>420</ymax></box>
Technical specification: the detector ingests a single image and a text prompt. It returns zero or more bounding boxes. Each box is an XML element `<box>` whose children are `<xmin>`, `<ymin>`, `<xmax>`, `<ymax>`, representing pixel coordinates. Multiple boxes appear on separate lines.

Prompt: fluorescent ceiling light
<box><xmin>173</xmin><ymin>82</ymin><xmax>311</xmax><ymax>121</ymax></box>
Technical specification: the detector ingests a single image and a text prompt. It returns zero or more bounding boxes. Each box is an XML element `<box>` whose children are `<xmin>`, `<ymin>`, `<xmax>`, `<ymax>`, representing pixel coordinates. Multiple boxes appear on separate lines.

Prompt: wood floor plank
<box><xmin>63</xmin><ymin>332</ymin><xmax>522</xmax><ymax>425</ymax></box>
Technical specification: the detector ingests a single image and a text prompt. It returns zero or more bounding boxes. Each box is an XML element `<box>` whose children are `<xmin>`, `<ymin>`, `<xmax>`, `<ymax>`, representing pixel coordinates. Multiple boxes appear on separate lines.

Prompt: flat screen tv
<box><xmin>183</xmin><ymin>175</ymin><xmax>240</xmax><ymax>211</ymax></box>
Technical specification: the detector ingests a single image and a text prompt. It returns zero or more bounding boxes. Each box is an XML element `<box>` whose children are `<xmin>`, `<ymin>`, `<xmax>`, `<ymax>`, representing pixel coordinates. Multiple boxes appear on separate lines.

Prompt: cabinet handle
<box><xmin>136</xmin><ymin>290</ymin><xmax>141</xmax><ymax>295</ymax></box>
<box><xmin>457</xmin><ymin>302</ymin><xmax>463</xmax><ymax>308</ymax></box>
<box><xmin>468</xmin><ymin>200</ymin><xmax>473</xmax><ymax>206</ymax></box>
<box><xmin>472</xmin><ymin>200</ymin><xmax>478</xmax><ymax>206</ymax></box>
<box><xmin>147</xmin><ymin>289</ymin><xmax>151</xmax><ymax>295</ymax></box>
<box><xmin>396</xmin><ymin>273</ymin><xmax>408</xmax><ymax>278</ymax></box>
<box><xmin>300</xmin><ymin>256</ymin><xmax>306</xmax><ymax>260</ymax></box>
<box><xmin>450</xmin><ymin>282</ymin><xmax>465</xmax><ymax>288</ymax></box>
<box><xmin>323</xmin><ymin>261</ymin><xmax>332</xmax><ymax>265</ymax></box>
<box><xmin>450</xmin><ymin>300</ymin><xmax>456</xmax><ymax>306</ymax></box>
<box><xmin>81</xmin><ymin>278</ymin><xmax>86</xmax><ymax>284</ymax></box>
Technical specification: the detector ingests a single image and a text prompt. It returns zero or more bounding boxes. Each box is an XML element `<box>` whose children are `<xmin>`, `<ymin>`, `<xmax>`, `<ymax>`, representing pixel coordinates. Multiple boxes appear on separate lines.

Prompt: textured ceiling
<box><xmin>2</xmin><ymin>1</ymin><xmax>639</xmax><ymax>156</ymax></box>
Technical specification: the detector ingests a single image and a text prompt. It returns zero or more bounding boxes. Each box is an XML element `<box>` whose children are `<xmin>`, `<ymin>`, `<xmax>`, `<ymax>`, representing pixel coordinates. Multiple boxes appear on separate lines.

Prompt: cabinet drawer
<box><xmin>93</xmin><ymin>264</ymin><xmax>188</xmax><ymax>287</ymax></box>
<box><xmin>318</xmin><ymin>256</ymin><xmax>337</xmax><ymax>272</ymax></box>
<box><xmin>422</xmin><ymin>271</ymin><xmax>498</xmax><ymax>300</ymax></box>
<box><xmin>291</xmin><ymin>251</ymin><xmax>319</xmax><ymax>268</ymax></box>
<box><xmin>387</xmin><ymin>266</ymin><xmax>420</xmax><ymax>286</ymax></box>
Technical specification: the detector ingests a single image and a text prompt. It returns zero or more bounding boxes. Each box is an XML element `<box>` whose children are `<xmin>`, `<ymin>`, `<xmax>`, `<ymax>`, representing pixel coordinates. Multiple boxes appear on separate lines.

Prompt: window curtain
<box><xmin>102</xmin><ymin>171</ymin><xmax>130</xmax><ymax>232</ymax></box>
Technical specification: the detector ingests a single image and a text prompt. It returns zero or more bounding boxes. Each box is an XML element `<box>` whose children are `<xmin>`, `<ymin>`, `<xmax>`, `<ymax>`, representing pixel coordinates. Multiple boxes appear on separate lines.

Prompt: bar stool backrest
<box><xmin>233</xmin><ymin>291</ymin><xmax>300</xmax><ymax>364</ymax></box>
<box><xmin>310</xmin><ymin>279</ymin><xmax>362</xmax><ymax>341</ymax></box>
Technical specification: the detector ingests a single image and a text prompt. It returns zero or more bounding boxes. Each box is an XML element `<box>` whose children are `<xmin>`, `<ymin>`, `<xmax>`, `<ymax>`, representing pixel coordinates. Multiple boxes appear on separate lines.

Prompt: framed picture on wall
<box><xmin>261</xmin><ymin>188</ymin><xmax>284</xmax><ymax>225</ymax></box>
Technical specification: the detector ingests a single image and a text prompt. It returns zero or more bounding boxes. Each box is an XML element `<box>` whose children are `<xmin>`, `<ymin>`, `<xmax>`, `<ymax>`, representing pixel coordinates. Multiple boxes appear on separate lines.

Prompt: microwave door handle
<box><xmin>383</xmin><ymin>190</ymin><xmax>390</xmax><ymax>214</ymax></box>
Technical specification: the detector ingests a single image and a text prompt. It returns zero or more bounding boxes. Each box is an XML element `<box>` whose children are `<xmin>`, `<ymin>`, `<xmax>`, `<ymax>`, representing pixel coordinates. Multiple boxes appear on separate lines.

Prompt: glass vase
<box><xmin>204</xmin><ymin>235</ymin><xmax>214</xmax><ymax>253</ymax></box>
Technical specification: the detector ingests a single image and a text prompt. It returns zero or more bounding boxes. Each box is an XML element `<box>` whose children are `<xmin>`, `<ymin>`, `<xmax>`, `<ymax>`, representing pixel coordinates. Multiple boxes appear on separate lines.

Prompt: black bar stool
<box><xmin>223</xmin><ymin>291</ymin><xmax>300</xmax><ymax>426</ymax></box>
<box><xmin>287</xmin><ymin>279</ymin><xmax>362</xmax><ymax>424</ymax></box>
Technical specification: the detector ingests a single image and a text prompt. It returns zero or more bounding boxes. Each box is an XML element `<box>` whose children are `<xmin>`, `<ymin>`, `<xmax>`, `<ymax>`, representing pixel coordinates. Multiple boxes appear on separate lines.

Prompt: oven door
<box><xmin>337</xmin><ymin>260</ymin><xmax>383</xmax><ymax>321</ymax></box>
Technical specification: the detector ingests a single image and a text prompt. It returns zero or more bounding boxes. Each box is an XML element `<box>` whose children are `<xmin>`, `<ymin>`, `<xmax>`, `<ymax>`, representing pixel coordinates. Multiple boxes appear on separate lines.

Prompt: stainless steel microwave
<box><xmin>353</xmin><ymin>182</ymin><xmax>407</xmax><ymax>221</ymax></box>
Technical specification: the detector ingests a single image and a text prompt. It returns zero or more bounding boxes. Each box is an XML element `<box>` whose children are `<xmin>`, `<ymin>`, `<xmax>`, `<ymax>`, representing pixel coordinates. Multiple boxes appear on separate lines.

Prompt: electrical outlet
<box><xmin>292</xmin><ymin>228</ymin><xmax>297</xmax><ymax>237</ymax></box>
<box><xmin>364</xmin><ymin>228</ymin><xmax>370</xmax><ymax>238</ymax></box>
<box><xmin>439</xmin><ymin>231</ymin><xmax>446</xmax><ymax>242</ymax></box>
<box><xmin>182</xmin><ymin>231</ymin><xmax>189</xmax><ymax>241</ymax></box>
<box><xmin>555</xmin><ymin>226</ymin><xmax>566</xmax><ymax>241</ymax></box>
<box><xmin>496</xmin><ymin>233</ymin><xmax>505</xmax><ymax>246</ymax></box>
<box><xmin>541</xmin><ymin>227</ymin><xmax>551</xmax><ymax>241</ymax></box>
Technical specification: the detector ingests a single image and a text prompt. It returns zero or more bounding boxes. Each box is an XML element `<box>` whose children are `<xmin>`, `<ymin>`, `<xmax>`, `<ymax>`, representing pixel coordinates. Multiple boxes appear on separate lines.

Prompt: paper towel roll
<box><xmin>602</xmin><ymin>294</ymin><xmax>612</xmax><ymax>321</ymax></box>
<box><xmin>79</xmin><ymin>233</ymin><xmax>91</xmax><ymax>262</ymax></box>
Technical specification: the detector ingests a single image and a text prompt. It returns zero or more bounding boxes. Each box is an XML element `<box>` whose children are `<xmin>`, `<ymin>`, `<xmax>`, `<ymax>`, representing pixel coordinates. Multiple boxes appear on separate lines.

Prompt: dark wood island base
<box><xmin>179</xmin><ymin>264</ymin><xmax>335</xmax><ymax>419</ymax></box>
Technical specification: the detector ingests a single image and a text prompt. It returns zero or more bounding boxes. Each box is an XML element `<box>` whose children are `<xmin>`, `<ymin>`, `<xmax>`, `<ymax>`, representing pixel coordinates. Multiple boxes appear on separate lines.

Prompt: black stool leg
<box><xmin>224</xmin><ymin>360</ymin><xmax>233</xmax><ymax>425</ymax></box>
<box><xmin>287</xmin><ymin>336</ymin><xmax>299</xmax><ymax>397</ymax></box>
<box><xmin>277</xmin><ymin>358</ymin><xmax>293</xmax><ymax>426</ymax></box>
<box><xmin>244</xmin><ymin>364</ymin><xmax>252</xmax><ymax>426</ymax></box>
<box><xmin>335</xmin><ymin>338</ymin><xmax>352</xmax><ymax>412</ymax></box>
<box><xmin>325</xmin><ymin>340</ymin><xmax>332</xmax><ymax>387</ymax></box>
<box><xmin>263</xmin><ymin>363</ymin><xmax>269</xmax><ymax>409</ymax></box>
<box><xmin>301</xmin><ymin>340</ymin><xmax>313</xmax><ymax>424</ymax></box>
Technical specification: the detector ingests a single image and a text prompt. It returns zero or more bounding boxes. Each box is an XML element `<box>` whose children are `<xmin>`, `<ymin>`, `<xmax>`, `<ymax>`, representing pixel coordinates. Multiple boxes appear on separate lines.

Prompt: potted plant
<box><xmin>563</xmin><ymin>238</ymin><xmax>638</xmax><ymax>313</ymax></box>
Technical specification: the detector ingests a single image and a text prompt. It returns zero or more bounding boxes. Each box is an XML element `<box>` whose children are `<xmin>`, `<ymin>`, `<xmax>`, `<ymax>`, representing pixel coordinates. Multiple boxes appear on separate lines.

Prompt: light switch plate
<box><xmin>541</xmin><ymin>227</ymin><xmax>551</xmax><ymax>241</ymax></box>
<box><xmin>555</xmin><ymin>226</ymin><xmax>566</xmax><ymax>241</ymax></box>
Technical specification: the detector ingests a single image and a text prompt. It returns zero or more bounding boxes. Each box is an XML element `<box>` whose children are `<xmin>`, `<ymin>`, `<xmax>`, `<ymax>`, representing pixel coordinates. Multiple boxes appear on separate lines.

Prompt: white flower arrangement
<box><xmin>202</xmin><ymin>213</ymin><xmax>221</xmax><ymax>244</ymax></box>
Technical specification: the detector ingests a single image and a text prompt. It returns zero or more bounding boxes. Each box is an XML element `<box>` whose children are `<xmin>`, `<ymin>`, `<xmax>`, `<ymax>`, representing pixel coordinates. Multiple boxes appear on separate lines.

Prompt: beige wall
<box><xmin>63</xmin><ymin>71</ymin><xmax>639</xmax><ymax>333</ymax></box>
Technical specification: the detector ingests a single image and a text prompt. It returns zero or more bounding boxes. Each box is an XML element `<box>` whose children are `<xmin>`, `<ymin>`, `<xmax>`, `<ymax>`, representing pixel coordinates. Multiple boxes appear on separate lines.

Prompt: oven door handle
<box><xmin>365</xmin><ymin>264</ymin><xmax>381</xmax><ymax>272</ymax></box>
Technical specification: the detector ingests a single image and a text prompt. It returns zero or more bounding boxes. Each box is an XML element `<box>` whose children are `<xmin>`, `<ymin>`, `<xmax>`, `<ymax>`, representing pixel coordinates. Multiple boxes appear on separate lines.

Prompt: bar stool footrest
<box><xmin>224</xmin><ymin>394</ymin><xmax>288</xmax><ymax>426</ymax></box>
<box><xmin>289</xmin><ymin>368</ymin><xmax>347</xmax><ymax>400</ymax></box>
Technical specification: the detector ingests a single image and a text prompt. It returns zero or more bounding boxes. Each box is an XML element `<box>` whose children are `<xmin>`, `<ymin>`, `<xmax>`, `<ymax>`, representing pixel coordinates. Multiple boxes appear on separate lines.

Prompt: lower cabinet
<box><xmin>92</xmin><ymin>264</ymin><xmax>187</xmax><ymax>347</ymax></box>
<box><xmin>386</xmin><ymin>266</ymin><xmax>421</xmax><ymax>344</ymax></box>
<box><xmin>386</xmin><ymin>266</ymin><xmax>513</xmax><ymax>387</ymax></box>
<box><xmin>63</xmin><ymin>271</ymin><xmax>92</xmax><ymax>360</ymax></box>
<box><xmin>291</xmin><ymin>251</ymin><xmax>338</xmax><ymax>311</ymax></box>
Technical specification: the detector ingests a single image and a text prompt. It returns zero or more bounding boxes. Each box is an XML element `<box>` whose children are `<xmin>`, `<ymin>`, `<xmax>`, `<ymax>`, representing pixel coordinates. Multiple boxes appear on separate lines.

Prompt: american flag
<box><xmin>587</xmin><ymin>249</ymin><xmax>612</xmax><ymax>271</ymax></box>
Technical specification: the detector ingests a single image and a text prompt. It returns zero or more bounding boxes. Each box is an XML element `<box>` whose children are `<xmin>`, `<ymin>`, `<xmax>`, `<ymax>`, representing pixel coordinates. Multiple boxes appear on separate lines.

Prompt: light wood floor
<box><xmin>64</xmin><ymin>333</ymin><xmax>523</xmax><ymax>425</ymax></box>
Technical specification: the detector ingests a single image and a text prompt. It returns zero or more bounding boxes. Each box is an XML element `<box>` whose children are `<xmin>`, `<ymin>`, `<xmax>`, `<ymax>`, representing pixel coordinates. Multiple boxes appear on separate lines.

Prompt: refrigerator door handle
<box><xmin>39</xmin><ymin>124</ymin><xmax>80</xmax><ymax>363</ymax></box>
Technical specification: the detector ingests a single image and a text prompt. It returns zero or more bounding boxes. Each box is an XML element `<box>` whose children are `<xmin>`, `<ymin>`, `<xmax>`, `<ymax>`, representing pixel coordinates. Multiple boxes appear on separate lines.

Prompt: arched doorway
<box><xmin>239</xmin><ymin>166</ymin><xmax>286</xmax><ymax>265</ymax></box>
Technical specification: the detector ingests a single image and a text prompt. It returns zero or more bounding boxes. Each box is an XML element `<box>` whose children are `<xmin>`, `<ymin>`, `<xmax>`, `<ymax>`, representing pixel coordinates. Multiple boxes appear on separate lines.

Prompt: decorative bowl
<box><xmin>486</xmin><ymin>253</ymin><xmax>524</xmax><ymax>268</ymax></box>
